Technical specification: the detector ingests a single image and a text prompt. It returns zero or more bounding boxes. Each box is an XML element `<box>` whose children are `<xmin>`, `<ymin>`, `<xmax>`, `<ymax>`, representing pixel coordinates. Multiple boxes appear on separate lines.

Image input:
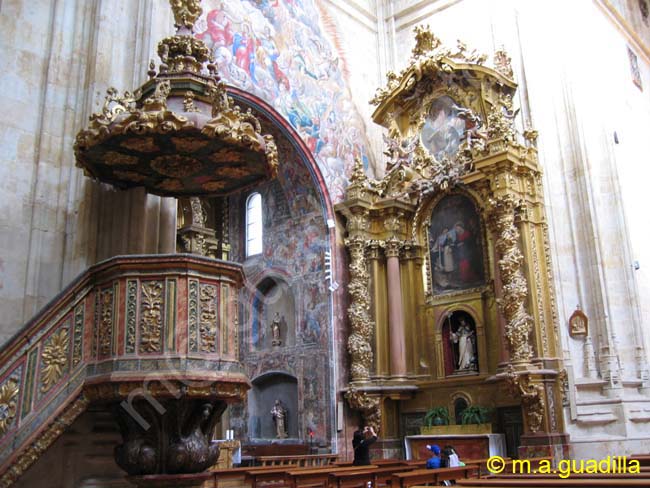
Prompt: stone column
<box><xmin>385</xmin><ymin>238</ymin><xmax>406</xmax><ymax>378</ymax></box>
<box><xmin>368</xmin><ymin>240</ymin><xmax>389</xmax><ymax>378</ymax></box>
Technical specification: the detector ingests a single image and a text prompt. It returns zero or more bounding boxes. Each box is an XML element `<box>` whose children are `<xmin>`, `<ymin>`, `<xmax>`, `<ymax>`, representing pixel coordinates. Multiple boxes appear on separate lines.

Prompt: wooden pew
<box><xmin>500</xmin><ymin>456</ymin><xmax>554</xmax><ymax>474</ymax></box>
<box><xmin>245</xmin><ymin>464</ymin><xmax>376</xmax><ymax>488</ymax></box>
<box><xmin>630</xmin><ymin>454</ymin><xmax>650</xmax><ymax>467</ymax></box>
<box><xmin>372</xmin><ymin>465</ymin><xmax>419</xmax><ymax>487</ymax></box>
<box><xmin>328</xmin><ymin>469</ymin><xmax>375</xmax><ymax>488</ymax></box>
<box><xmin>285</xmin><ymin>465</ymin><xmax>376</xmax><ymax>488</ymax></box>
<box><xmin>257</xmin><ymin>454</ymin><xmax>339</xmax><ymax>467</ymax></box>
<box><xmin>456</xmin><ymin>478</ymin><xmax>650</xmax><ymax>486</ymax></box>
<box><xmin>390</xmin><ymin>465</ymin><xmax>479</xmax><ymax>488</ymax></box>
<box><xmin>288</xmin><ymin>463</ymin><xmax>413</xmax><ymax>488</ymax></box>
<box><xmin>463</xmin><ymin>457</ymin><xmax>512</xmax><ymax>477</ymax></box>
<box><xmin>212</xmin><ymin>466</ymin><xmax>266</xmax><ymax>488</ymax></box>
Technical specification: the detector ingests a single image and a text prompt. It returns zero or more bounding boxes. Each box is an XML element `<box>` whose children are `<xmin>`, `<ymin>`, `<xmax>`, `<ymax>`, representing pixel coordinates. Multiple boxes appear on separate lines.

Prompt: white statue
<box><xmin>450</xmin><ymin>319</ymin><xmax>477</xmax><ymax>371</ymax></box>
<box><xmin>271</xmin><ymin>399</ymin><xmax>288</xmax><ymax>438</ymax></box>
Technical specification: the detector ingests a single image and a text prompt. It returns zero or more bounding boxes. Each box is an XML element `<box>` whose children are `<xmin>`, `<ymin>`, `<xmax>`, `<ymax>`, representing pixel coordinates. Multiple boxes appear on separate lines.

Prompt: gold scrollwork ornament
<box><xmin>345</xmin><ymin>388</ymin><xmax>381</xmax><ymax>432</ymax></box>
<box><xmin>0</xmin><ymin>378</ymin><xmax>19</xmax><ymax>436</ymax></box>
<box><xmin>40</xmin><ymin>328</ymin><xmax>69</xmax><ymax>393</ymax></box>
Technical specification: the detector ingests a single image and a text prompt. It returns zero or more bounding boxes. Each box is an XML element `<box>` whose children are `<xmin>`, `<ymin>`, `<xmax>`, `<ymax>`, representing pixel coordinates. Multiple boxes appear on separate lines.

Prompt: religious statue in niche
<box><xmin>271</xmin><ymin>399</ymin><xmax>288</xmax><ymax>438</ymax></box>
<box><xmin>443</xmin><ymin>311</ymin><xmax>479</xmax><ymax>376</ymax></box>
<box><xmin>568</xmin><ymin>306</ymin><xmax>588</xmax><ymax>338</ymax></box>
<box><xmin>270</xmin><ymin>312</ymin><xmax>285</xmax><ymax>346</ymax></box>
<box><xmin>429</xmin><ymin>194</ymin><xmax>485</xmax><ymax>293</ymax></box>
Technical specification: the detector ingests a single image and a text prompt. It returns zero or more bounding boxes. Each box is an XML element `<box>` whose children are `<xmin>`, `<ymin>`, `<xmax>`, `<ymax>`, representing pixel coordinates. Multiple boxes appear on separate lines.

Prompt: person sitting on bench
<box><xmin>426</xmin><ymin>444</ymin><xmax>442</xmax><ymax>469</ymax></box>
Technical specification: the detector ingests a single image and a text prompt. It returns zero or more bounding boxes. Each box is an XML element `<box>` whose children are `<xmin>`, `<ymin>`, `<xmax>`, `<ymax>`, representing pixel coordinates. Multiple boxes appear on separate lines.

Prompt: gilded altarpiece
<box><xmin>336</xmin><ymin>28</ymin><xmax>568</xmax><ymax>459</ymax></box>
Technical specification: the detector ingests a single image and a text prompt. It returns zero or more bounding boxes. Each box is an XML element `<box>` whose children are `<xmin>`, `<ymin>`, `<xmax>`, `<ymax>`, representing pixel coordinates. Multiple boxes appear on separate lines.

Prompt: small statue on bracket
<box><xmin>271</xmin><ymin>399</ymin><xmax>288</xmax><ymax>439</ymax></box>
<box><xmin>270</xmin><ymin>312</ymin><xmax>283</xmax><ymax>346</ymax></box>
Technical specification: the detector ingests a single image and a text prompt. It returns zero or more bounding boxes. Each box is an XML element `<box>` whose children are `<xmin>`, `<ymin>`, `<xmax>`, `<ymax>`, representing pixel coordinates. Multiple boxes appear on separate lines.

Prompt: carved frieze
<box><xmin>199</xmin><ymin>284</ymin><xmax>218</xmax><ymax>353</ymax></box>
<box><xmin>0</xmin><ymin>377</ymin><xmax>19</xmax><ymax>437</ymax></box>
<box><xmin>188</xmin><ymin>280</ymin><xmax>199</xmax><ymax>353</ymax></box>
<box><xmin>125</xmin><ymin>280</ymin><xmax>138</xmax><ymax>354</ymax></box>
<box><xmin>98</xmin><ymin>288</ymin><xmax>114</xmax><ymax>358</ymax></box>
<box><xmin>139</xmin><ymin>282</ymin><xmax>164</xmax><ymax>353</ymax></box>
<box><xmin>72</xmin><ymin>304</ymin><xmax>84</xmax><ymax>367</ymax></box>
<box><xmin>40</xmin><ymin>327</ymin><xmax>69</xmax><ymax>394</ymax></box>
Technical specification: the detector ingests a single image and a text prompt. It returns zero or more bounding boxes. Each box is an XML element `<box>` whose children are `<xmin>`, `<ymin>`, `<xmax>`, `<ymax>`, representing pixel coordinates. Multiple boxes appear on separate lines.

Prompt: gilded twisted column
<box><xmin>345</xmin><ymin>231</ymin><xmax>374</xmax><ymax>382</ymax></box>
<box><xmin>488</xmin><ymin>195</ymin><xmax>533</xmax><ymax>364</ymax></box>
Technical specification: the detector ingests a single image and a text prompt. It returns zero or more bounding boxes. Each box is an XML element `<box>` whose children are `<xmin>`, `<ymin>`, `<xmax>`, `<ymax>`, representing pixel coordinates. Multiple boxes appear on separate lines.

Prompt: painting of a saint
<box><xmin>420</xmin><ymin>96</ymin><xmax>467</xmax><ymax>161</ymax></box>
<box><xmin>429</xmin><ymin>194</ymin><xmax>484</xmax><ymax>293</ymax></box>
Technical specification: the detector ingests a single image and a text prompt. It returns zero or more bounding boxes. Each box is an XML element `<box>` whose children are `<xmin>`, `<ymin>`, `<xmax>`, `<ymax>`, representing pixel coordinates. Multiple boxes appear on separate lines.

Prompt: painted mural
<box><xmin>196</xmin><ymin>0</ymin><xmax>373</xmax><ymax>202</ymax></box>
<box><xmin>226</xmin><ymin>113</ymin><xmax>331</xmax><ymax>441</ymax></box>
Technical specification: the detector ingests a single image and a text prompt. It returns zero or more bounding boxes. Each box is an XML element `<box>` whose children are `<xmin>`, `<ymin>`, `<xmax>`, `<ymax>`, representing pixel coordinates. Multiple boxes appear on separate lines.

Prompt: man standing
<box><xmin>352</xmin><ymin>425</ymin><xmax>377</xmax><ymax>466</ymax></box>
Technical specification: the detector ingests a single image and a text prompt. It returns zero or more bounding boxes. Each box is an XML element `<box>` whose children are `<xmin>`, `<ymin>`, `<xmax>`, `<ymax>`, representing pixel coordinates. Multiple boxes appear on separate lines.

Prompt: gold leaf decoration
<box><xmin>199</xmin><ymin>284</ymin><xmax>218</xmax><ymax>353</ymax></box>
<box><xmin>40</xmin><ymin>328</ymin><xmax>69</xmax><ymax>394</ymax></box>
<box><xmin>0</xmin><ymin>378</ymin><xmax>19</xmax><ymax>436</ymax></box>
<box><xmin>140</xmin><ymin>282</ymin><xmax>163</xmax><ymax>353</ymax></box>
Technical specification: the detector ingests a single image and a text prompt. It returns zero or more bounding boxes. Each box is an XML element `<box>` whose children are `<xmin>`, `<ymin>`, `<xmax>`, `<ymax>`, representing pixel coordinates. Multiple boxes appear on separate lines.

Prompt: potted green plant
<box><xmin>420</xmin><ymin>407</ymin><xmax>450</xmax><ymax>434</ymax></box>
<box><xmin>458</xmin><ymin>405</ymin><xmax>492</xmax><ymax>434</ymax></box>
<box><xmin>424</xmin><ymin>407</ymin><xmax>450</xmax><ymax>427</ymax></box>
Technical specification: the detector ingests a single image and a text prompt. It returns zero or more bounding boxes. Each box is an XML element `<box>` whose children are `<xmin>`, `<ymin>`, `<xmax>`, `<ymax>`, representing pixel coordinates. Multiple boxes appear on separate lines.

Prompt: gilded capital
<box><xmin>384</xmin><ymin>238</ymin><xmax>401</xmax><ymax>258</ymax></box>
<box><xmin>400</xmin><ymin>241</ymin><xmax>419</xmax><ymax>260</ymax></box>
<box><xmin>345</xmin><ymin>211</ymin><xmax>370</xmax><ymax>237</ymax></box>
<box><xmin>366</xmin><ymin>239</ymin><xmax>385</xmax><ymax>260</ymax></box>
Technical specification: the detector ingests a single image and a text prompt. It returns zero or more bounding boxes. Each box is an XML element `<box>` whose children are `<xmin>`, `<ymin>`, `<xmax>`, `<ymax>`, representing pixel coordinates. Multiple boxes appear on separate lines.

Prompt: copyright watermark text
<box><xmin>486</xmin><ymin>455</ymin><xmax>641</xmax><ymax>479</ymax></box>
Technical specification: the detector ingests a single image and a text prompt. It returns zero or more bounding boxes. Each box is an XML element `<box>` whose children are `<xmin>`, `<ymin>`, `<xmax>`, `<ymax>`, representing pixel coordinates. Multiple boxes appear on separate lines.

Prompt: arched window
<box><xmin>246</xmin><ymin>192</ymin><xmax>263</xmax><ymax>257</ymax></box>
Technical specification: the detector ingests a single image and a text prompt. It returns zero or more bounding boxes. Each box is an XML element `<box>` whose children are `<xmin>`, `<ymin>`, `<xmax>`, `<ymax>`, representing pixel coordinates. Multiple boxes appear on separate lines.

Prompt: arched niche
<box><xmin>248</xmin><ymin>372</ymin><xmax>299</xmax><ymax>439</ymax></box>
<box><xmin>441</xmin><ymin>310</ymin><xmax>479</xmax><ymax>377</ymax></box>
<box><xmin>451</xmin><ymin>393</ymin><xmax>471</xmax><ymax>425</ymax></box>
<box><xmin>251</xmin><ymin>276</ymin><xmax>295</xmax><ymax>350</ymax></box>
<box><xmin>427</xmin><ymin>193</ymin><xmax>486</xmax><ymax>295</ymax></box>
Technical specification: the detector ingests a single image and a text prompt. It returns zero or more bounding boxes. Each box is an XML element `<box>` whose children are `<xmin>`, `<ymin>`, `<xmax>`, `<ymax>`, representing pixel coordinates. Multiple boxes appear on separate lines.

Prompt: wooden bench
<box><xmin>257</xmin><ymin>454</ymin><xmax>339</xmax><ymax>467</ymax></box>
<box><xmin>456</xmin><ymin>478</ymin><xmax>650</xmax><ymax>486</ymax></box>
<box><xmin>328</xmin><ymin>469</ymin><xmax>376</xmax><ymax>488</ymax></box>
<box><xmin>285</xmin><ymin>465</ymin><xmax>377</xmax><ymax>488</ymax></box>
<box><xmin>245</xmin><ymin>464</ymin><xmax>378</xmax><ymax>488</ymax></box>
<box><xmin>390</xmin><ymin>465</ymin><xmax>479</xmax><ymax>488</ymax></box>
<box><xmin>372</xmin><ymin>465</ymin><xmax>421</xmax><ymax>487</ymax></box>
<box><xmin>630</xmin><ymin>454</ymin><xmax>650</xmax><ymax>467</ymax></box>
<box><xmin>463</xmin><ymin>457</ymin><xmax>512</xmax><ymax>477</ymax></box>
<box><xmin>499</xmin><ymin>456</ymin><xmax>554</xmax><ymax>474</ymax></box>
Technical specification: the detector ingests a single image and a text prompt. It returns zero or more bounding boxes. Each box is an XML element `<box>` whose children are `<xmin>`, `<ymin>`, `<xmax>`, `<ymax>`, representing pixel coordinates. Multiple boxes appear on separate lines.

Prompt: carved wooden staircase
<box><xmin>0</xmin><ymin>254</ymin><xmax>250</xmax><ymax>487</ymax></box>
